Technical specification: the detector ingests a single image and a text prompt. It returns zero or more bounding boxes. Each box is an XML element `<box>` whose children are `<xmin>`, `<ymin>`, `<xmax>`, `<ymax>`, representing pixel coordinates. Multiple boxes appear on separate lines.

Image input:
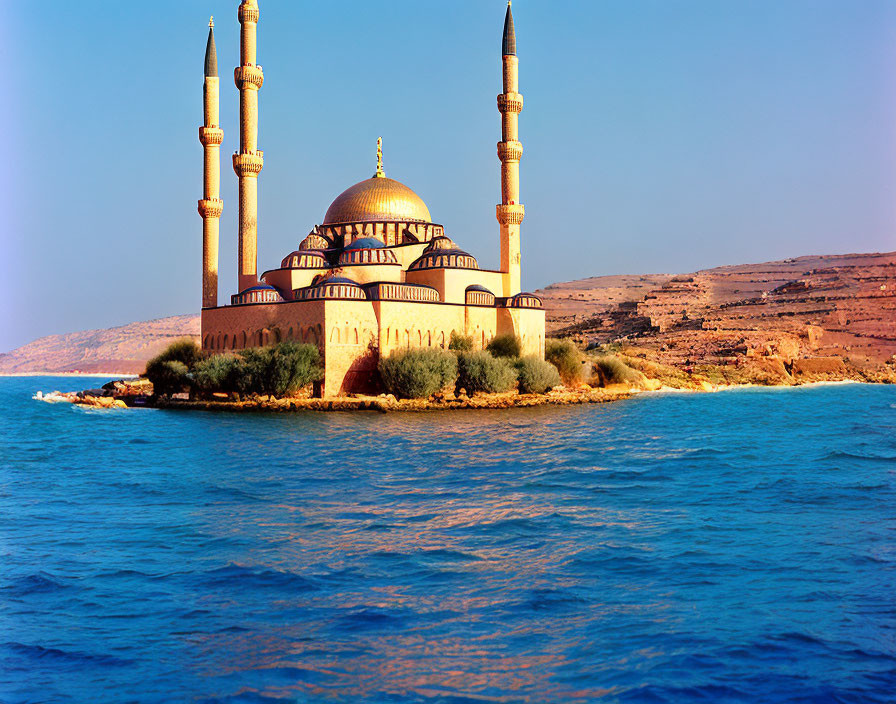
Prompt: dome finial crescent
<box><xmin>374</xmin><ymin>136</ymin><xmax>385</xmax><ymax>178</ymax></box>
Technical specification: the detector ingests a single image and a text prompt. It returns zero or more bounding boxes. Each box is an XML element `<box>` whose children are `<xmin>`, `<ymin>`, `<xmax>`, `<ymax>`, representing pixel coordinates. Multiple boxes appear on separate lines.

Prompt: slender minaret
<box><xmin>496</xmin><ymin>1</ymin><xmax>524</xmax><ymax>297</ymax></box>
<box><xmin>233</xmin><ymin>0</ymin><xmax>264</xmax><ymax>292</ymax></box>
<box><xmin>198</xmin><ymin>17</ymin><xmax>224</xmax><ymax>309</ymax></box>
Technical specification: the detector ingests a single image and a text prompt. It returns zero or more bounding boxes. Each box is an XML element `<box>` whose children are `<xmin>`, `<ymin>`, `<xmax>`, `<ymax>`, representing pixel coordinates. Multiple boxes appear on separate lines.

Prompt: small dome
<box><xmin>323</xmin><ymin>177</ymin><xmax>432</xmax><ymax>225</ymax></box>
<box><xmin>240</xmin><ymin>283</ymin><xmax>277</xmax><ymax>293</ymax></box>
<box><xmin>345</xmin><ymin>237</ymin><xmax>385</xmax><ymax>250</ymax></box>
<box><xmin>465</xmin><ymin>284</ymin><xmax>496</xmax><ymax>307</ymax></box>
<box><xmin>338</xmin><ymin>244</ymin><xmax>398</xmax><ymax>266</ymax></box>
<box><xmin>409</xmin><ymin>248</ymin><xmax>479</xmax><ymax>271</ymax></box>
<box><xmin>504</xmin><ymin>292</ymin><xmax>543</xmax><ymax>309</ymax></box>
<box><xmin>424</xmin><ymin>236</ymin><xmax>457</xmax><ymax>252</ymax></box>
<box><xmin>314</xmin><ymin>275</ymin><xmax>359</xmax><ymax>287</ymax></box>
<box><xmin>280</xmin><ymin>250</ymin><xmax>329</xmax><ymax>269</ymax></box>
<box><xmin>231</xmin><ymin>283</ymin><xmax>284</xmax><ymax>306</ymax></box>
<box><xmin>296</xmin><ymin>275</ymin><xmax>368</xmax><ymax>301</ymax></box>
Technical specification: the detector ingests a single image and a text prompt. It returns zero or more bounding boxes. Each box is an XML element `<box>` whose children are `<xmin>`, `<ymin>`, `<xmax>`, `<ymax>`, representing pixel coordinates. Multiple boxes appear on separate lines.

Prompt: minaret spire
<box><xmin>497</xmin><ymin>1</ymin><xmax>524</xmax><ymax>296</ymax></box>
<box><xmin>199</xmin><ymin>17</ymin><xmax>224</xmax><ymax>309</ymax></box>
<box><xmin>234</xmin><ymin>0</ymin><xmax>264</xmax><ymax>293</ymax></box>
<box><xmin>204</xmin><ymin>19</ymin><xmax>218</xmax><ymax>77</ymax></box>
<box><xmin>502</xmin><ymin>2</ymin><xmax>516</xmax><ymax>57</ymax></box>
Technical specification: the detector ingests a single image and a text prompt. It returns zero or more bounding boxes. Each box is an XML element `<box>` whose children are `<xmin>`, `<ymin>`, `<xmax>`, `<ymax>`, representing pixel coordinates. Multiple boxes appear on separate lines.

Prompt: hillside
<box><xmin>537</xmin><ymin>251</ymin><xmax>896</xmax><ymax>375</ymax></box>
<box><xmin>0</xmin><ymin>315</ymin><xmax>199</xmax><ymax>375</ymax></box>
<box><xmin>3</xmin><ymin>251</ymin><xmax>894</xmax><ymax>377</ymax></box>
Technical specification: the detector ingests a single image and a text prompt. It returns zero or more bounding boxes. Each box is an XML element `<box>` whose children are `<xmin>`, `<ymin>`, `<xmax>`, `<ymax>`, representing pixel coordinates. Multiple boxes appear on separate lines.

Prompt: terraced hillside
<box><xmin>538</xmin><ymin>252</ymin><xmax>896</xmax><ymax>372</ymax></box>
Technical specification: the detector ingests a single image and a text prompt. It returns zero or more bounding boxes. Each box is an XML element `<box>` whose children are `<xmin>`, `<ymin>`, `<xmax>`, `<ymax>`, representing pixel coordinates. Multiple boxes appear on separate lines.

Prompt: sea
<box><xmin>1</xmin><ymin>376</ymin><xmax>894</xmax><ymax>704</ymax></box>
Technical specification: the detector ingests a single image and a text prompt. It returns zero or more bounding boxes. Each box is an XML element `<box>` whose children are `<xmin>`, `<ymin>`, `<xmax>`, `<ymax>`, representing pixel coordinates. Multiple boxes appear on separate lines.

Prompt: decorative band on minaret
<box><xmin>234</xmin><ymin>0</ymin><xmax>264</xmax><ymax>293</ymax></box>
<box><xmin>199</xmin><ymin>17</ymin><xmax>223</xmax><ymax>309</ymax></box>
<box><xmin>497</xmin><ymin>1</ymin><xmax>524</xmax><ymax>298</ymax></box>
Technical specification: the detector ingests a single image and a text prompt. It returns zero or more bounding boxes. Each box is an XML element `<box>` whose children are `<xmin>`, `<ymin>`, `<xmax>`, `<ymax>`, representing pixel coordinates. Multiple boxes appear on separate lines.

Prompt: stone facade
<box><xmin>199</xmin><ymin>2</ymin><xmax>545</xmax><ymax>397</ymax></box>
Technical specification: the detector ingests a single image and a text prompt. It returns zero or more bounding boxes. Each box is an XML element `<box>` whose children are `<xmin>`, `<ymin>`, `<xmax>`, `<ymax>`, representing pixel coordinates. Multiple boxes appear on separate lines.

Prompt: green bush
<box><xmin>448</xmin><ymin>331</ymin><xmax>473</xmax><ymax>352</ymax></box>
<box><xmin>151</xmin><ymin>338</ymin><xmax>202</xmax><ymax>369</ymax></box>
<box><xmin>545</xmin><ymin>338</ymin><xmax>582</xmax><ymax>384</ymax></box>
<box><xmin>486</xmin><ymin>333</ymin><xmax>522</xmax><ymax>358</ymax></box>
<box><xmin>456</xmin><ymin>351</ymin><xmax>518</xmax><ymax>394</ymax></box>
<box><xmin>241</xmin><ymin>342</ymin><xmax>323</xmax><ymax>397</ymax></box>
<box><xmin>145</xmin><ymin>359</ymin><xmax>190</xmax><ymax>396</ymax></box>
<box><xmin>515</xmin><ymin>356</ymin><xmax>561</xmax><ymax>394</ymax></box>
<box><xmin>379</xmin><ymin>348</ymin><xmax>458</xmax><ymax>399</ymax></box>
<box><xmin>592</xmin><ymin>355</ymin><xmax>644</xmax><ymax>386</ymax></box>
<box><xmin>192</xmin><ymin>354</ymin><xmax>250</xmax><ymax>396</ymax></box>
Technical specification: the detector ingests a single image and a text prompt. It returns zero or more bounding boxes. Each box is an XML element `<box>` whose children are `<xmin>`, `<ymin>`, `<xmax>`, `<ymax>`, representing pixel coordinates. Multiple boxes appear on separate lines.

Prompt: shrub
<box><xmin>486</xmin><ymin>333</ymin><xmax>522</xmax><ymax>359</ymax></box>
<box><xmin>192</xmin><ymin>354</ymin><xmax>250</xmax><ymax>396</ymax></box>
<box><xmin>515</xmin><ymin>355</ymin><xmax>561</xmax><ymax>394</ymax></box>
<box><xmin>456</xmin><ymin>351</ymin><xmax>518</xmax><ymax>394</ymax></box>
<box><xmin>448</xmin><ymin>331</ymin><xmax>473</xmax><ymax>352</ymax></box>
<box><xmin>592</xmin><ymin>355</ymin><xmax>645</xmax><ymax>386</ymax></box>
<box><xmin>145</xmin><ymin>359</ymin><xmax>190</xmax><ymax>396</ymax></box>
<box><xmin>545</xmin><ymin>338</ymin><xmax>582</xmax><ymax>384</ymax></box>
<box><xmin>379</xmin><ymin>348</ymin><xmax>458</xmax><ymax>399</ymax></box>
<box><xmin>241</xmin><ymin>342</ymin><xmax>323</xmax><ymax>397</ymax></box>
<box><xmin>150</xmin><ymin>338</ymin><xmax>202</xmax><ymax>369</ymax></box>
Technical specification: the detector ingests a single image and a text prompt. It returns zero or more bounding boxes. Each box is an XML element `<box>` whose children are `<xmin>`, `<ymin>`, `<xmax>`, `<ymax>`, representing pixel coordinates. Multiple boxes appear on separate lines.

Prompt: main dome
<box><xmin>323</xmin><ymin>176</ymin><xmax>432</xmax><ymax>225</ymax></box>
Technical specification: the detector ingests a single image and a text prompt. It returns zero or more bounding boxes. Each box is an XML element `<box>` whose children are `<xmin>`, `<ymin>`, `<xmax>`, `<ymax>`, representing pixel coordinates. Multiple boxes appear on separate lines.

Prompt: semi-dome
<box><xmin>323</xmin><ymin>177</ymin><xmax>432</xmax><ymax>225</ymax></box>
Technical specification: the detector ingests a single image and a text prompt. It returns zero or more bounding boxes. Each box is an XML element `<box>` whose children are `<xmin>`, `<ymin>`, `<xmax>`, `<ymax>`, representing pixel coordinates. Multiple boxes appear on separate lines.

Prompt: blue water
<box><xmin>1</xmin><ymin>377</ymin><xmax>894</xmax><ymax>704</ymax></box>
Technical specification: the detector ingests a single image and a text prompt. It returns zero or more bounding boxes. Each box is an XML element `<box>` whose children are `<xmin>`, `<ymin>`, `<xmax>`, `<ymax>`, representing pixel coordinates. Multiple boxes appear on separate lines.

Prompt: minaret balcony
<box><xmin>238</xmin><ymin>3</ymin><xmax>259</xmax><ymax>24</ymax></box>
<box><xmin>497</xmin><ymin>141</ymin><xmax>523</xmax><ymax>162</ymax></box>
<box><xmin>497</xmin><ymin>92</ymin><xmax>523</xmax><ymax>114</ymax></box>
<box><xmin>198</xmin><ymin>198</ymin><xmax>224</xmax><ymax>218</ymax></box>
<box><xmin>234</xmin><ymin>65</ymin><xmax>264</xmax><ymax>90</ymax></box>
<box><xmin>496</xmin><ymin>203</ymin><xmax>525</xmax><ymax>225</ymax></box>
<box><xmin>199</xmin><ymin>126</ymin><xmax>224</xmax><ymax>146</ymax></box>
<box><xmin>232</xmin><ymin>151</ymin><xmax>264</xmax><ymax>176</ymax></box>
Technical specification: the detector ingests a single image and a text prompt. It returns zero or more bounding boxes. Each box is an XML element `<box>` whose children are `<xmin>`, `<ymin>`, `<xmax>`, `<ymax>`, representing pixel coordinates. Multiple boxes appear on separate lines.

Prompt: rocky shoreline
<box><xmin>152</xmin><ymin>386</ymin><xmax>634</xmax><ymax>413</ymax></box>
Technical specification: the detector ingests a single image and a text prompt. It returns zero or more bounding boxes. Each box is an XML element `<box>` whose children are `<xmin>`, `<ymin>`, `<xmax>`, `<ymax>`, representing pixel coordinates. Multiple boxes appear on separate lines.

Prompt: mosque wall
<box><xmin>202</xmin><ymin>299</ymin><xmax>544</xmax><ymax>397</ymax></box>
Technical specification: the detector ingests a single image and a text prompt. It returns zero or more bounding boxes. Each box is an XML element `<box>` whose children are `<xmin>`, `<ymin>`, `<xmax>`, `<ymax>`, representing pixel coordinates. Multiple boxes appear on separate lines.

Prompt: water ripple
<box><xmin>1</xmin><ymin>379</ymin><xmax>894</xmax><ymax>703</ymax></box>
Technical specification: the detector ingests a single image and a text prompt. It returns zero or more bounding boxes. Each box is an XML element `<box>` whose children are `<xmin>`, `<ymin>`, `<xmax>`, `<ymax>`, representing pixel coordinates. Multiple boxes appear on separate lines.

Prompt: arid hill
<box><xmin>3</xmin><ymin>251</ymin><xmax>894</xmax><ymax>378</ymax></box>
<box><xmin>537</xmin><ymin>251</ymin><xmax>896</xmax><ymax>376</ymax></box>
<box><xmin>0</xmin><ymin>315</ymin><xmax>200</xmax><ymax>375</ymax></box>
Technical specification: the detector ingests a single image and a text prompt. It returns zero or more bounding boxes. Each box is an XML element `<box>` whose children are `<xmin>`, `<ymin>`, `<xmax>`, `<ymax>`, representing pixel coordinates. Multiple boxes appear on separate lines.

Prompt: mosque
<box><xmin>198</xmin><ymin>1</ymin><xmax>545</xmax><ymax>396</ymax></box>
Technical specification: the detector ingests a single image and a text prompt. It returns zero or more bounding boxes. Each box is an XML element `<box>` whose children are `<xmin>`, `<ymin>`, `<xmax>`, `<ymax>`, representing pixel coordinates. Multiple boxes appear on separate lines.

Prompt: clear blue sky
<box><xmin>2</xmin><ymin>0</ymin><xmax>895</xmax><ymax>352</ymax></box>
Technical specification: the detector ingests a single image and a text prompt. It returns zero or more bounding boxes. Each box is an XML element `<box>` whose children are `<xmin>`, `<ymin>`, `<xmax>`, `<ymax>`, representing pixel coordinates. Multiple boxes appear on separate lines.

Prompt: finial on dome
<box><xmin>209</xmin><ymin>15</ymin><xmax>214</xmax><ymax>28</ymax></box>
<box><xmin>374</xmin><ymin>136</ymin><xmax>385</xmax><ymax>178</ymax></box>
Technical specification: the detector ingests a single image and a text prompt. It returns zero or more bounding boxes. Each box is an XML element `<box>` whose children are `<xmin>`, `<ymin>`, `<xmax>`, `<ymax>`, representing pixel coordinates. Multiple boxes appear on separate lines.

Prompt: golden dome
<box><xmin>323</xmin><ymin>177</ymin><xmax>432</xmax><ymax>225</ymax></box>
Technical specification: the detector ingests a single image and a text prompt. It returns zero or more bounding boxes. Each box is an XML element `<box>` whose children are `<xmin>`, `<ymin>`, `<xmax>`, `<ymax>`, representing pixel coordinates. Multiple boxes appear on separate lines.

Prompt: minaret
<box><xmin>198</xmin><ymin>17</ymin><xmax>224</xmax><ymax>308</ymax></box>
<box><xmin>496</xmin><ymin>1</ymin><xmax>524</xmax><ymax>297</ymax></box>
<box><xmin>233</xmin><ymin>0</ymin><xmax>264</xmax><ymax>292</ymax></box>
